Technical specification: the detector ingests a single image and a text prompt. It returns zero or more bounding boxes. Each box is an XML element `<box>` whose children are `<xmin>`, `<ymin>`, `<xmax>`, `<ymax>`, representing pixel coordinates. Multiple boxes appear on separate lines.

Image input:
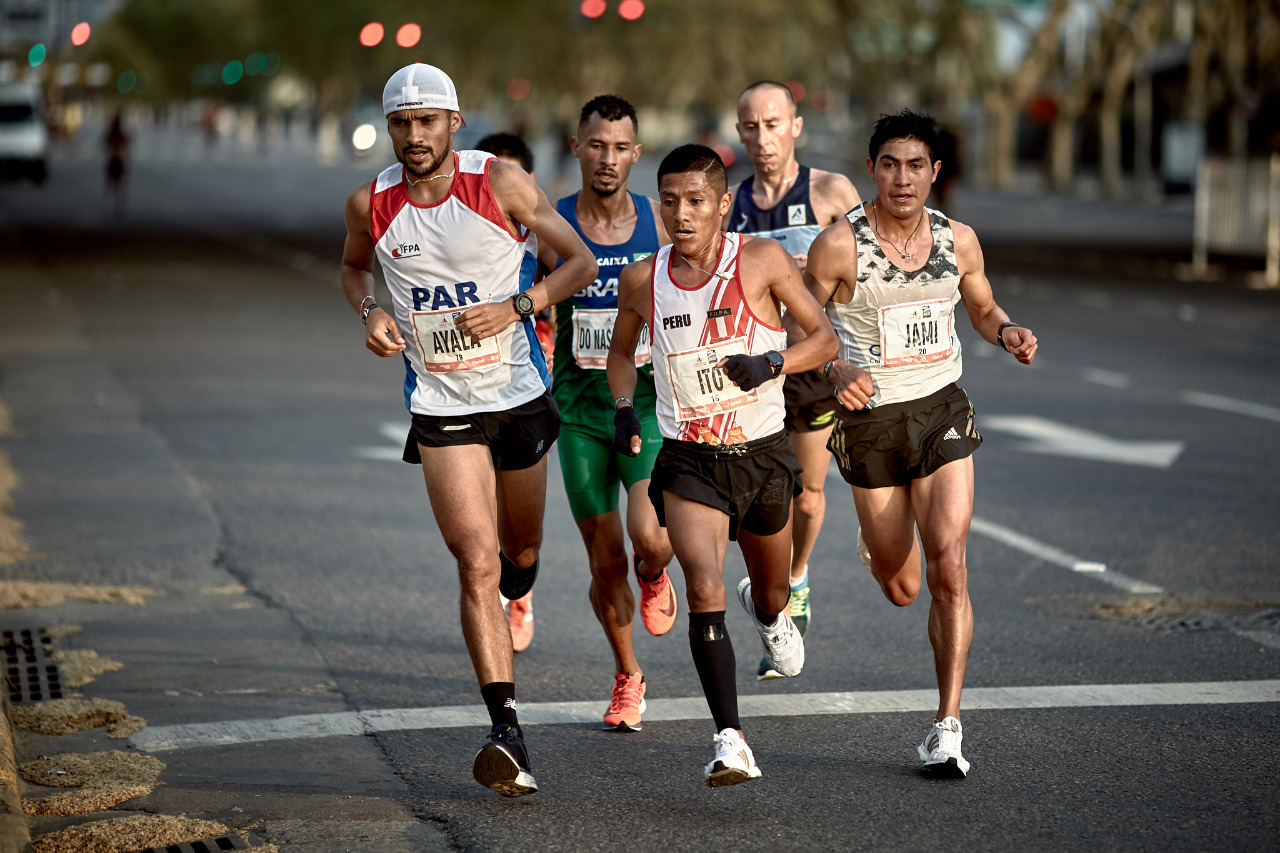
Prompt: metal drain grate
<box><xmin>2</xmin><ymin>628</ymin><xmax>64</xmax><ymax>703</ymax></box>
<box><xmin>141</xmin><ymin>832</ymin><xmax>267</xmax><ymax>852</ymax></box>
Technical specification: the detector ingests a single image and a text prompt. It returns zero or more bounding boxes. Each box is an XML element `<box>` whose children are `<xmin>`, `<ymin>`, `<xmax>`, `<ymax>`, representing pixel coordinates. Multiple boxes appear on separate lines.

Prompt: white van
<box><xmin>0</xmin><ymin>82</ymin><xmax>49</xmax><ymax>184</ymax></box>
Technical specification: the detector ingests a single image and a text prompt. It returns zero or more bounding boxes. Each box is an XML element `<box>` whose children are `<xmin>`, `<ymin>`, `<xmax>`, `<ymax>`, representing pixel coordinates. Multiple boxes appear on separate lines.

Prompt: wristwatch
<box><xmin>764</xmin><ymin>350</ymin><xmax>784</xmax><ymax>378</ymax></box>
<box><xmin>513</xmin><ymin>292</ymin><xmax>536</xmax><ymax>323</ymax></box>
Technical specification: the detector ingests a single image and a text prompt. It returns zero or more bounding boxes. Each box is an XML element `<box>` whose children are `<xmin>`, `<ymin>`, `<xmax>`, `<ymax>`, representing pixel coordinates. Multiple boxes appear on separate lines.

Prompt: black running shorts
<box><xmin>403</xmin><ymin>390</ymin><xmax>561</xmax><ymax>471</ymax></box>
<box><xmin>783</xmin><ymin>367</ymin><xmax>840</xmax><ymax>434</ymax></box>
<box><xmin>827</xmin><ymin>383</ymin><xmax>981</xmax><ymax>489</ymax></box>
<box><xmin>647</xmin><ymin>430</ymin><xmax>802</xmax><ymax>541</ymax></box>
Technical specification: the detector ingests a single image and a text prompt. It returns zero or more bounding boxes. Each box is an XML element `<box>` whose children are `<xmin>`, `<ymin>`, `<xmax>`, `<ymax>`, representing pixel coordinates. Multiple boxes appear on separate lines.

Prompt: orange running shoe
<box><xmin>635</xmin><ymin>555</ymin><xmax>677</xmax><ymax>636</ymax></box>
<box><xmin>602</xmin><ymin>671</ymin><xmax>646</xmax><ymax>732</ymax></box>
<box><xmin>507</xmin><ymin>593</ymin><xmax>533</xmax><ymax>653</ymax></box>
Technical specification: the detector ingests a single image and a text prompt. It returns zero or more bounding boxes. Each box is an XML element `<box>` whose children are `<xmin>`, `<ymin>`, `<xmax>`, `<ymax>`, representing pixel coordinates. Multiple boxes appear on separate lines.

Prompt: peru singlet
<box><xmin>552</xmin><ymin>191</ymin><xmax>658</xmax><ymax>423</ymax></box>
<box><xmin>727</xmin><ymin>165</ymin><xmax>822</xmax><ymax>258</ymax></box>
<box><xmin>649</xmin><ymin>233</ymin><xmax>787</xmax><ymax>445</ymax></box>
<box><xmin>370</xmin><ymin>152</ymin><xmax>548</xmax><ymax>416</ymax></box>
<box><xmin>825</xmin><ymin>204</ymin><xmax>963</xmax><ymax>407</ymax></box>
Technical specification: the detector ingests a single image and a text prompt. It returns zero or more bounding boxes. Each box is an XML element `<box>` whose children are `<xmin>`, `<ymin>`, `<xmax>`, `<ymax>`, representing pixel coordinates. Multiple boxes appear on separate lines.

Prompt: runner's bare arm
<box><xmin>720</xmin><ymin>182</ymin><xmax>743</xmax><ymax>231</ymax></box>
<box><xmin>811</xmin><ymin>170</ymin><xmax>862</xmax><ymax>226</ymax></box>
<box><xmin>650</xmin><ymin>197</ymin><xmax>672</xmax><ymax>246</ymax></box>
<box><xmin>455</xmin><ymin>161</ymin><xmax>597</xmax><ymax>340</ymax></box>
<box><xmin>953</xmin><ymin>220</ymin><xmax>1037</xmax><ymax>365</ymax></box>
<box><xmin>791</xmin><ymin>171</ymin><xmax>861</xmax><ymax>273</ymax></box>
<box><xmin>804</xmin><ymin>222</ymin><xmax>875</xmax><ymax>410</ymax></box>
<box><xmin>341</xmin><ymin>182</ymin><xmax>406</xmax><ymax>357</ymax></box>
<box><xmin>607</xmin><ymin>260</ymin><xmax>654</xmax><ymax>455</ymax></box>
<box><xmin>743</xmin><ymin>238</ymin><xmax>838</xmax><ymax>375</ymax></box>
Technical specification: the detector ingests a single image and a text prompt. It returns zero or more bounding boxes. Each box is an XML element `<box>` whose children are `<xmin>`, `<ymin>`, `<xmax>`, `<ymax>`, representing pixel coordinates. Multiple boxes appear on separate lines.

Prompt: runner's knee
<box><xmin>793</xmin><ymin>485</ymin><xmax>824</xmax><ymax>520</ymax></box>
<box><xmin>881</xmin><ymin>576</ymin><xmax>920</xmax><ymax>607</ymax></box>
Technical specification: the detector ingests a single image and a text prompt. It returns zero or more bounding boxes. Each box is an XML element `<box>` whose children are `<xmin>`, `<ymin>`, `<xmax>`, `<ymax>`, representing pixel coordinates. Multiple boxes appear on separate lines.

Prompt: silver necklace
<box><xmin>872</xmin><ymin>203</ymin><xmax>925</xmax><ymax>262</ymax></box>
<box><xmin>679</xmin><ymin>250</ymin><xmax>730</xmax><ymax>282</ymax></box>
<box><xmin>407</xmin><ymin>168</ymin><xmax>455</xmax><ymax>187</ymax></box>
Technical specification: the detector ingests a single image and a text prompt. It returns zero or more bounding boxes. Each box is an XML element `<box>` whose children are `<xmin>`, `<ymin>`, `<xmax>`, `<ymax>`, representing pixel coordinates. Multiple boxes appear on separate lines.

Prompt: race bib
<box><xmin>571</xmin><ymin>308</ymin><xmax>651</xmax><ymax>369</ymax></box>
<box><xmin>665</xmin><ymin>338</ymin><xmax>758</xmax><ymax>422</ymax></box>
<box><xmin>410</xmin><ymin>306</ymin><xmax>502</xmax><ymax>373</ymax></box>
<box><xmin>879</xmin><ymin>299</ymin><xmax>954</xmax><ymax>368</ymax></box>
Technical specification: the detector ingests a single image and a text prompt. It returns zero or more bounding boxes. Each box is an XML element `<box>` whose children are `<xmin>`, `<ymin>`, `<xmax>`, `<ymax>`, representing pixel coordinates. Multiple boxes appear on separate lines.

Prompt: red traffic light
<box><xmin>618</xmin><ymin>0</ymin><xmax>645</xmax><ymax>19</ymax></box>
<box><xmin>580</xmin><ymin>0</ymin><xmax>606</xmax><ymax>18</ymax></box>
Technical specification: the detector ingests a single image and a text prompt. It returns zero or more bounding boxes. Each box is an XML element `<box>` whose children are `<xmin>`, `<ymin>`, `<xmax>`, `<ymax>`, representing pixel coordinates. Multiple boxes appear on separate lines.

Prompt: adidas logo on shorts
<box><xmin>943</xmin><ymin>427</ymin><xmax>962</xmax><ymax>440</ymax></box>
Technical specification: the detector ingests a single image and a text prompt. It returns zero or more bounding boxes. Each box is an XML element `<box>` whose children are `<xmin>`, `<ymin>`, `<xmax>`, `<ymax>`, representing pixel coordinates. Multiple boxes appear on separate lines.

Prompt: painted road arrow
<box><xmin>982</xmin><ymin>415</ymin><xmax>1184</xmax><ymax>469</ymax></box>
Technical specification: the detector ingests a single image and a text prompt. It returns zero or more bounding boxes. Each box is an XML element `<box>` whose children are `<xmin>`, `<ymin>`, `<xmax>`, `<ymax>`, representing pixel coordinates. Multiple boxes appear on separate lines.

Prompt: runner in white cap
<box><xmin>340</xmin><ymin>63</ymin><xmax>597</xmax><ymax>798</ymax></box>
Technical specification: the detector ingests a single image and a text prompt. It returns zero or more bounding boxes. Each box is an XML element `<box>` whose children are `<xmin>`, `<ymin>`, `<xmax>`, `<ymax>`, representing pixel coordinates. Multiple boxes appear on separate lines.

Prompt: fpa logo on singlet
<box><xmin>391</xmin><ymin>242</ymin><xmax>421</xmax><ymax>259</ymax></box>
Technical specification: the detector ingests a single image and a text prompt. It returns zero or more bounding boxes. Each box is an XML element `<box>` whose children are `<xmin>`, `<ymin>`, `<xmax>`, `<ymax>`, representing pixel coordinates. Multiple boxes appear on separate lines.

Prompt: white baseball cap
<box><xmin>382</xmin><ymin>63</ymin><xmax>464</xmax><ymax>124</ymax></box>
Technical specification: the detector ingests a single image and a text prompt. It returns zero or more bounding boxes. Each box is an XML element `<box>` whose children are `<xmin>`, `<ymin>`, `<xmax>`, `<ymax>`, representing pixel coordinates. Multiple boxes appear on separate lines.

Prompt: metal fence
<box><xmin>1192</xmin><ymin>154</ymin><xmax>1280</xmax><ymax>288</ymax></box>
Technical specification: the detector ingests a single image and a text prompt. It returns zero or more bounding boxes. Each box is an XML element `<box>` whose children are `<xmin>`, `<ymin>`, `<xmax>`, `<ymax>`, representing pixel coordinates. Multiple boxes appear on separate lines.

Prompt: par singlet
<box><xmin>728</xmin><ymin>165</ymin><xmax>822</xmax><ymax>258</ymax></box>
<box><xmin>552</xmin><ymin>191</ymin><xmax>659</xmax><ymax>423</ymax></box>
<box><xmin>825</xmin><ymin>203</ymin><xmax>963</xmax><ymax>407</ymax></box>
<box><xmin>649</xmin><ymin>232</ymin><xmax>787</xmax><ymax>445</ymax></box>
<box><xmin>370</xmin><ymin>152</ymin><xmax>548</xmax><ymax>416</ymax></box>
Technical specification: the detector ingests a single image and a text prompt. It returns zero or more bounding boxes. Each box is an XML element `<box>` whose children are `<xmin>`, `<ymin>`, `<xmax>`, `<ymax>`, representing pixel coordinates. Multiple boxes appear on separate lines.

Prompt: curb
<box><xmin>0</xmin><ymin>696</ymin><xmax>32</xmax><ymax>853</ymax></box>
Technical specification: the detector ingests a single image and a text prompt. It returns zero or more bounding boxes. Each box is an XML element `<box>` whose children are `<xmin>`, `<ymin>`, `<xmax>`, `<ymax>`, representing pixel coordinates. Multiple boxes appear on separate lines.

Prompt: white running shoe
<box><xmin>857</xmin><ymin>528</ymin><xmax>873</xmax><ymax>575</ymax></box>
<box><xmin>917</xmin><ymin>716</ymin><xmax>971</xmax><ymax>778</ymax></box>
<box><xmin>704</xmin><ymin>728</ymin><xmax>762</xmax><ymax>787</ymax></box>
<box><xmin>735</xmin><ymin>577</ymin><xmax>804</xmax><ymax>677</ymax></box>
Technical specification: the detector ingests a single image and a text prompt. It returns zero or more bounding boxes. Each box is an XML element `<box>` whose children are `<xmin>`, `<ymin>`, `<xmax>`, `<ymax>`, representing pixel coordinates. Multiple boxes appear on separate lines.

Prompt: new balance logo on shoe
<box><xmin>943</xmin><ymin>427</ymin><xmax>962</xmax><ymax>440</ymax></box>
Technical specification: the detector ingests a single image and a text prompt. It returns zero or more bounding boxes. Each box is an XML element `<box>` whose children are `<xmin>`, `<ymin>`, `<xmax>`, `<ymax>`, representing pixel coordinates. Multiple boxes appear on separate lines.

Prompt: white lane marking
<box><xmin>128</xmin><ymin>680</ymin><xmax>1280</xmax><ymax>753</ymax></box>
<box><xmin>354</xmin><ymin>447</ymin><xmax>403</xmax><ymax>461</ymax></box>
<box><xmin>1083</xmin><ymin>368</ymin><xmax>1131</xmax><ymax>389</ymax></box>
<box><xmin>969</xmin><ymin>516</ymin><xmax>1164</xmax><ymax>594</ymax></box>
<box><xmin>355</xmin><ymin>422</ymin><xmax>410</xmax><ymax>462</ymax></box>
<box><xmin>982</xmin><ymin>415</ymin><xmax>1184</xmax><ymax>469</ymax></box>
<box><xmin>1182</xmin><ymin>392</ymin><xmax>1280</xmax><ymax>424</ymax></box>
<box><xmin>820</xmin><ymin>467</ymin><xmax>1157</xmax><ymax>593</ymax></box>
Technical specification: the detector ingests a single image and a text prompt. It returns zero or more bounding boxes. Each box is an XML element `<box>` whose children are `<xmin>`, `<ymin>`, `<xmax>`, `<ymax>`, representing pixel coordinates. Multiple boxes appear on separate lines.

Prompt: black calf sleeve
<box><xmin>688</xmin><ymin>610</ymin><xmax>740</xmax><ymax>732</ymax></box>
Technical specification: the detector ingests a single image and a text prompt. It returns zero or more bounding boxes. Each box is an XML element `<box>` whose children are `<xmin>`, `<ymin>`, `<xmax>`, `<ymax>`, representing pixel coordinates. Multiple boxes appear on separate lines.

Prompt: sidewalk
<box><xmin>0</xmin><ymin>256</ymin><xmax>444</xmax><ymax>852</ymax></box>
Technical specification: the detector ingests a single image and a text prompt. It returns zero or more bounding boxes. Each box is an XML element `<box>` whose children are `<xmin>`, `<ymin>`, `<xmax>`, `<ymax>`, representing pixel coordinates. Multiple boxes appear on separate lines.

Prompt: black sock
<box><xmin>480</xmin><ymin>682</ymin><xmax>521</xmax><ymax>739</ymax></box>
<box><xmin>753</xmin><ymin>602</ymin><xmax>778</xmax><ymax>626</ymax></box>
<box><xmin>688</xmin><ymin>610</ymin><xmax>740</xmax><ymax>732</ymax></box>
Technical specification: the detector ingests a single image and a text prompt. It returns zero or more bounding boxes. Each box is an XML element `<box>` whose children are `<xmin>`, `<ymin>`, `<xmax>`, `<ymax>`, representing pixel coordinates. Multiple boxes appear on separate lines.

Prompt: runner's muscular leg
<box><xmin>910</xmin><ymin>457</ymin><xmax>975</xmax><ymax>722</ymax></box>
<box><xmin>788</xmin><ymin>424</ymin><xmax>834</xmax><ymax>580</ymax></box>
<box><xmin>662</xmin><ymin>493</ymin><xmax>730</xmax><ymax>612</ymax></box>
<box><xmin>494</xmin><ymin>456</ymin><xmax>549</xmax><ymax>569</ymax></box>
<box><xmin>625</xmin><ymin>479</ymin><xmax>673</xmax><ymax>581</ymax></box>
<box><xmin>419</xmin><ymin>443</ymin><xmax>511</xmax><ymax>686</ymax></box>
<box><xmin>852</xmin><ymin>483</ymin><xmax>924</xmax><ymax>606</ymax></box>
<box><xmin>737</xmin><ymin>519</ymin><xmax>794</xmax><ymax>616</ymax></box>
<box><xmin>576</xmin><ymin>510</ymin><xmax>639</xmax><ymax>674</ymax></box>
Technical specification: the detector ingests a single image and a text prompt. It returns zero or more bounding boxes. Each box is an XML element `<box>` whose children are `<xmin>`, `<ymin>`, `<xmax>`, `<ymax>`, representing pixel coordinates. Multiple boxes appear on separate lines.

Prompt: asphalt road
<box><xmin>0</xmin><ymin>121</ymin><xmax>1276</xmax><ymax>852</ymax></box>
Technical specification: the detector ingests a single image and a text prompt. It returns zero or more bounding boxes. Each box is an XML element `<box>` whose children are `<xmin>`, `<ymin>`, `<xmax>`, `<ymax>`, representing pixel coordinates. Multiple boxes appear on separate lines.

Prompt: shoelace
<box><xmin>788</xmin><ymin>586</ymin><xmax>809</xmax><ymax>618</ymax></box>
<box><xmin>609</xmin><ymin>675</ymin><xmax>644</xmax><ymax>712</ymax></box>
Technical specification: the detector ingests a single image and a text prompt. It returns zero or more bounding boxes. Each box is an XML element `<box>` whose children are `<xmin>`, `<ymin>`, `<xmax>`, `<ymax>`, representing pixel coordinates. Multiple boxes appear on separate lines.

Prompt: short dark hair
<box><xmin>476</xmin><ymin>132</ymin><xmax>533</xmax><ymax>173</ymax></box>
<box><xmin>657</xmin><ymin>144</ymin><xmax>727</xmax><ymax>196</ymax></box>
<box><xmin>739</xmin><ymin>80</ymin><xmax>796</xmax><ymax>112</ymax></box>
<box><xmin>869</xmin><ymin>110</ymin><xmax>943</xmax><ymax>163</ymax></box>
<box><xmin>578</xmin><ymin>94</ymin><xmax>638</xmax><ymax>133</ymax></box>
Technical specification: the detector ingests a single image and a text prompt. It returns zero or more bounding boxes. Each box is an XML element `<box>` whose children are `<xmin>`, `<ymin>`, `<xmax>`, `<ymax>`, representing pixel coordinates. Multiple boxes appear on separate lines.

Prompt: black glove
<box><xmin>613</xmin><ymin>405</ymin><xmax>642</xmax><ymax>456</ymax></box>
<box><xmin>720</xmin><ymin>354</ymin><xmax>774</xmax><ymax>392</ymax></box>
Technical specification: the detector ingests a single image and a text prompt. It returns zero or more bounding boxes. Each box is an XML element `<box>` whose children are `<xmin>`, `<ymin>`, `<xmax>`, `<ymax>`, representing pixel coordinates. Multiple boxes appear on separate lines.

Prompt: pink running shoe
<box><xmin>635</xmin><ymin>555</ymin><xmax>677</xmax><ymax>636</ymax></box>
<box><xmin>507</xmin><ymin>594</ymin><xmax>533</xmax><ymax>653</ymax></box>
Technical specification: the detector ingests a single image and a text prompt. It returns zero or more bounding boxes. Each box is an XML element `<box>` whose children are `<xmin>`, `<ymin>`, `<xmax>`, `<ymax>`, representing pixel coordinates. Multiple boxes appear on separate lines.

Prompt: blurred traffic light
<box><xmin>70</xmin><ymin>22</ymin><xmax>91</xmax><ymax>47</ymax></box>
<box><xmin>396</xmin><ymin>24</ymin><xmax>421</xmax><ymax>48</ymax></box>
<box><xmin>618</xmin><ymin>0</ymin><xmax>644</xmax><ymax>19</ymax></box>
<box><xmin>359</xmin><ymin>22</ymin><xmax>385</xmax><ymax>47</ymax></box>
<box><xmin>580</xmin><ymin>0</ymin><xmax>606</xmax><ymax>18</ymax></box>
<box><xmin>28</xmin><ymin>44</ymin><xmax>45</xmax><ymax>67</ymax></box>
